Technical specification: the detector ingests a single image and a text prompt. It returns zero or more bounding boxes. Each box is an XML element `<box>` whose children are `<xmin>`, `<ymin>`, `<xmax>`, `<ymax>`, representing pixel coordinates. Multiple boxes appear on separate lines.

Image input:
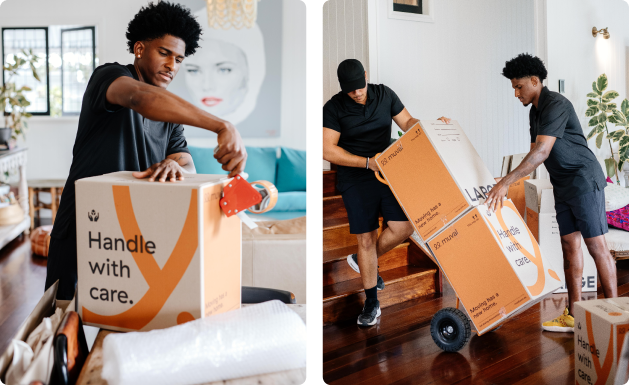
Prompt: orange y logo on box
<box><xmin>82</xmin><ymin>186</ymin><xmax>199</xmax><ymax>330</ymax></box>
<box><xmin>75</xmin><ymin>172</ymin><xmax>242</xmax><ymax>332</ymax></box>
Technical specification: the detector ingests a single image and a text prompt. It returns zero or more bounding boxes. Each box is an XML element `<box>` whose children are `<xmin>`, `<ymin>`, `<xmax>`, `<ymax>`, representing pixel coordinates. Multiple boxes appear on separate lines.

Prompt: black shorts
<box><xmin>555</xmin><ymin>188</ymin><xmax>608</xmax><ymax>239</ymax></box>
<box><xmin>339</xmin><ymin>178</ymin><xmax>408</xmax><ymax>234</ymax></box>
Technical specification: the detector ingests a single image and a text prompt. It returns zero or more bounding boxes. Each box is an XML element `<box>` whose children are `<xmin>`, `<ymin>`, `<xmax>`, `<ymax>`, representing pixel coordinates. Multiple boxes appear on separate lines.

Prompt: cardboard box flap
<box><xmin>0</xmin><ymin>282</ymin><xmax>58</xmax><ymax>381</ymax></box>
<box><xmin>539</xmin><ymin>189</ymin><xmax>555</xmax><ymax>214</ymax></box>
<box><xmin>577</xmin><ymin>298</ymin><xmax>629</xmax><ymax>323</ymax></box>
<box><xmin>510</xmin><ymin>153</ymin><xmax>527</xmax><ymax>171</ymax></box>
<box><xmin>76</xmin><ymin>171</ymin><xmax>227</xmax><ymax>188</ymax></box>
<box><xmin>524</xmin><ymin>179</ymin><xmax>553</xmax><ymax>213</ymax></box>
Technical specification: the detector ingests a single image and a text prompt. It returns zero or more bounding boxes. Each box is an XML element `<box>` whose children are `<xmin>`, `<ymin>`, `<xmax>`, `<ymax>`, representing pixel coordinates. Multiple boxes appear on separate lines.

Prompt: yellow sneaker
<box><xmin>542</xmin><ymin>308</ymin><xmax>574</xmax><ymax>332</ymax></box>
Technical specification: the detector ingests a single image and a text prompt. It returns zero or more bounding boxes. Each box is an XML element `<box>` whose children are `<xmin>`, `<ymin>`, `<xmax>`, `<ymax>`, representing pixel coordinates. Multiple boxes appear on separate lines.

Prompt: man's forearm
<box><xmin>403</xmin><ymin>118</ymin><xmax>419</xmax><ymax>132</ymax></box>
<box><xmin>502</xmin><ymin>143</ymin><xmax>548</xmax><ymax>186</ymax></box>
<box><xmin>126</xmin><ymin>83</ymin><xmax>232</xmax><ymax>134</ymax></box>
<box><xmin>323</xmin><ymin>145</ymin><xmax>367</xmax><ymax>168</ymax></box>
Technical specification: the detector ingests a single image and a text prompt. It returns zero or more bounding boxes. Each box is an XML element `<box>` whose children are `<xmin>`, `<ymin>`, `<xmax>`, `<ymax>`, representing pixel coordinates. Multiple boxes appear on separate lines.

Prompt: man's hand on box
<box><xmin>437</xmin><ymin>116</ymin><xmax>451</xmax><ymax>124</ymax></box>
<box><xmin>215</xmin><ymin>124</ymin><xmax>247</xmax><ymax>177</ymax></box>
<box><xmin>485</xmin><ymin>180</ymin><xmax>508</xmax><ymax>212</ymax></box>
<box><xmin>132</xmin><ymin>159</ymin><xmax>185</xmax><ymax>182</ymax></box>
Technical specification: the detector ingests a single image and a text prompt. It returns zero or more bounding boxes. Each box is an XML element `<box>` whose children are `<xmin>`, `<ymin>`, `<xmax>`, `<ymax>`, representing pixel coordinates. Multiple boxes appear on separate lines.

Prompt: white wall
<box><xmin>370</xmin><ymin>0</ymin><xmax>536</xmax><ymax>176</ymax></box>
<box><xmin>547</xmin><ymin>0</ymin><xmax>629</xmax><ymax>182</ymax></box>
<box><xmin>322</xmin><ymin>0</ymin><xmax>370</xmax><ymax>104</ymax></box>
<box><xmin>0</xmin><ymin>0</ymin><xmax>306</xmax><ymax>180</ymax></box>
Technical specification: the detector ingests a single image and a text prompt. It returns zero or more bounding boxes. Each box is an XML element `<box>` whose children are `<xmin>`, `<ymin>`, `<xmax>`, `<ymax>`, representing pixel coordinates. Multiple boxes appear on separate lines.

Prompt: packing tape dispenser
<box><xmin>219</xmin><ymin>174</ymin><xmax>278</xmax><ymax>229</ymax></box>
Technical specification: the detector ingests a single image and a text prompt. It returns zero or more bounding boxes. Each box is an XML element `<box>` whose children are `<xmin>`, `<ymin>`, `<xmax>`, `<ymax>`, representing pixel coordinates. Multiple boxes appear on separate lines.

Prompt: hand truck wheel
<box><xmin>430</xmin><ymin>307</ymin><xmax>471</xmax><ymax>352</ymax></box>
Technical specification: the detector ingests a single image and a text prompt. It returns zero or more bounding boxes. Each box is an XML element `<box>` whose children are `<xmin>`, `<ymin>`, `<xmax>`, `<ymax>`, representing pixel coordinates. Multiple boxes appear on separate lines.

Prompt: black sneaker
<box><xmin>347</xmin><ymin>254</ymin><xmax>385</xmax><ymax>291</ymax></box>
<box><xmin>357</xmin><ymin>298</ymin><xmax>381</xmax><ymax>326</ymax></box>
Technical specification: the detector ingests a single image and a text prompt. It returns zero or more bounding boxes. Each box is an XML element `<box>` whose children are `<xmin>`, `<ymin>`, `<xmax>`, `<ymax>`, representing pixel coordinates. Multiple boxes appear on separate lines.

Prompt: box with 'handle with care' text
<box><xmin>426</xmin><ymin>199</ymin><xmax>563</xmax><ymax>334</ymax></box>
<box><xmin>574</xmin><ymin>298</ymin><xmax>629</xmax><ymax>385</ymax></box>
<box><xmin>75</xmin><ymin>171</ymin><xmax>241</xmax><ymax>332</ymax></box>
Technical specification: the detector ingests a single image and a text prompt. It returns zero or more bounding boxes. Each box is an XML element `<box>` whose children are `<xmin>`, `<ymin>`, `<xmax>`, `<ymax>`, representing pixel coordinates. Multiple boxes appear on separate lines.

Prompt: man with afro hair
<box><xmin>486</xmin><ymin>53</ymin><xmax>615</xmax><ymax>332</ymax></box>
<box><xmin>45</xmin><ymin>1</ymin><xmax>247</xmax><ymax>300</ymax></box>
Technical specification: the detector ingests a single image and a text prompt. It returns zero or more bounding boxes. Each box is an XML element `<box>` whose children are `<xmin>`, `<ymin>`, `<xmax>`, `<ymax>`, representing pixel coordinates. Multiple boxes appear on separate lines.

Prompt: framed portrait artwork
<box><xmin>388</xmin><ymin>0</ymin><xmax>434</xmax><ymax>23</ymax></box>
<box><xmin>168</xmin><ymin>0</ymin><xmax>283</xmax><ymax>138</ymax></box>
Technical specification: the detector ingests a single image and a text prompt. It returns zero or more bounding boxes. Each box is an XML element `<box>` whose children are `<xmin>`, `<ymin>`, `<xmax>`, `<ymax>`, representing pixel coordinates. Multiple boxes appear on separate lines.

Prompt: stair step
<box><xmin>323</xmin><ymin>242</ymin><xmax>411</xmax><ymax>286</ymax></box>
<box><xmin>323</xmin><ymin>170</ymin><xmax>337</xmax><ymax>197</ymax></box>
<box><xmin>323</xmin><ymin>266</ymin><xmax>438</xmax><ymax>325</ymax></box>
<box><xmin>323</xmin><ymin>217</ymin><xmax>383</xmax><ymax>252</ymax></box>
<box><xmin>323</xmin><ymin>195</ymin><xmax>347</xmax><ymax>221</ymax></box>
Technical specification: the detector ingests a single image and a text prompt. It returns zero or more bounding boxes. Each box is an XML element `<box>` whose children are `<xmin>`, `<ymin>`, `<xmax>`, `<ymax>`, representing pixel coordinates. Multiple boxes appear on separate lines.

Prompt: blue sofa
<box><xmin>188</xmin><ymin>146</ymin><xmax>306</xmax><ymax>220</ymax></box>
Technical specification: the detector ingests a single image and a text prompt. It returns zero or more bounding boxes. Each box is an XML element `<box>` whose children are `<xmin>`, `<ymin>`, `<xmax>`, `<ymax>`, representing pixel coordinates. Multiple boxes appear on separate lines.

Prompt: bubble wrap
<box><xmin>101</xmin><ymin>300</ymin><xmax>306</xmax><ymax>385</ymax></box>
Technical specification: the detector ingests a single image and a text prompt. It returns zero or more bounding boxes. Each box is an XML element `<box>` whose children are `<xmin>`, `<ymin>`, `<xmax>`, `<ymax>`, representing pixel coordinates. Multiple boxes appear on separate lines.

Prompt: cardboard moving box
<box><xmin>524</xmin><ymin>179</ymin><xmax>597</xmax><ymax>293</ymax></box>
<box><xmin>76</xmin><ymin>172</ymin><xmax>241</xmax><ymax>332</ymax></box>
<box><xmin>376</xmin><ymin>120</ymin><xmax>496</xmax><ymax>242</ymax></box>
<box><xmin>427</xmin><ymin>200</ymin><xmax>563</xmax><ymax>334</ymax></box>
<box><xmin>574</xmin><ymin>298</ymin><xmax>629</xmax><ymax>385</ymax></box>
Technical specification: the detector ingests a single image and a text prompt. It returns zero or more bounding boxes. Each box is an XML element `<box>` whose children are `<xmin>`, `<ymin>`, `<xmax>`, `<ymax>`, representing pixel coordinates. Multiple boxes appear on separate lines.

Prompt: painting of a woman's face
<box><xmin>183</xmin><ymin>39</ymin><xmax>249</xmax><ymax>116</ymax></box>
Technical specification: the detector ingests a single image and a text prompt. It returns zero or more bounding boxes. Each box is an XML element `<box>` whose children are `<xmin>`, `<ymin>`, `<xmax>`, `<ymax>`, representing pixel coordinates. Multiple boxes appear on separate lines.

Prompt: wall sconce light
<box><xmin>592</xmin><ymin>27</ymin><xmax>610</xmax><ymax>39</ymax></box>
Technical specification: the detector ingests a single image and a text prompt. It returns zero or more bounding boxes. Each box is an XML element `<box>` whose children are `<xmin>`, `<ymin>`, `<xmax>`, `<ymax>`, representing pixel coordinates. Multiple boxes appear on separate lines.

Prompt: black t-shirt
<box><xmin>529</xmin><ymin>86</ymin><xmax>606</xmax><ymax>201</ymax></box>
<box><xmin>323</xmin><ymin>84</ymin><xmax>404</xmax><ymax>185</ymax></box>
<box><xmin>51</xmin><ymin>63</ymin><xmax>190</xmax><ymax>239</ymax></box>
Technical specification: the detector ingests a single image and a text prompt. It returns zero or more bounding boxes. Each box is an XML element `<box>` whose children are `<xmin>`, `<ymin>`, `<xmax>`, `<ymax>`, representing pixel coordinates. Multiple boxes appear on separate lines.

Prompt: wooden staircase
<box><xmin>323</xmin><ymin>167</ymin><xmax>442</xmax><ymax>325</ymax></box>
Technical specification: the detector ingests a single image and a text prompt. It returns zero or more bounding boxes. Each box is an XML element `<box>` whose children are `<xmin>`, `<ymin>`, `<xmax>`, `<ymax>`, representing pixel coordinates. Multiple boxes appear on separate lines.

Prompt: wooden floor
<box><xmin>0</xmin><ymin>234</ymin><xmax>48</xmax><ymax>354</ymax></box>
<box><xmin>323</xmin><ymin>260</ymin><xmax>629</xmax><ymax>384</ymax></box>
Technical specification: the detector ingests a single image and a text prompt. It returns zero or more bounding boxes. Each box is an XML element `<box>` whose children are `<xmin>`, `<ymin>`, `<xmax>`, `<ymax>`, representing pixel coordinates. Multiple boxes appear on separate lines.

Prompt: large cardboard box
<box><xmin>524</xmin><ymin>180</ymin><xmax>597</xmax><ymax>293</ymax></box>
<box><xmin>376</xmin><ymin>120</ymin><xmax>496</xmax><ymax>242</ymax></box>
<box><xmin>574</xmin><ymin>298</ymin><xmax>629</xmax><ymax>385</ymax></box>
<box><xmin>427</xmin><ymin>200</ymin><xmax>563</xmax><ymax>334</ymax></box>
<box><xmin>76</xmin><ymin>172</ymin><xmax>241</xmax><ymax>332</ymax></box>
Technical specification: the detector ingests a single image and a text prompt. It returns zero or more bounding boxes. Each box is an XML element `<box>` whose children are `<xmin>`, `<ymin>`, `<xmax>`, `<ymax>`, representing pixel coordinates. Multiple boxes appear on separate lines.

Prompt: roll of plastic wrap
<box><xmin>101</xmin><ymin>300</ymin><xmax>306</xmax><ymax>385</ymax></box>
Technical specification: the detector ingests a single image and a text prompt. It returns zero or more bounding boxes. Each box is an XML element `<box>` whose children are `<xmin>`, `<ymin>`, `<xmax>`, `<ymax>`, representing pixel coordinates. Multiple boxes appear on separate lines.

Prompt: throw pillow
<box><xmin>276</xmin><ymin>148</ymin><xmax>306</xmax><ymax>192</ymax></box>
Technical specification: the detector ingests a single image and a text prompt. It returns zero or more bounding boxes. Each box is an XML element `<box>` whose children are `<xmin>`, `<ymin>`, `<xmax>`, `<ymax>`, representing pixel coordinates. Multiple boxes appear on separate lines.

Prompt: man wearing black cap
<box><xmin>323</xmin><ymin>59</ymin><xmax>449</xmax><ymax>326</ymax></box>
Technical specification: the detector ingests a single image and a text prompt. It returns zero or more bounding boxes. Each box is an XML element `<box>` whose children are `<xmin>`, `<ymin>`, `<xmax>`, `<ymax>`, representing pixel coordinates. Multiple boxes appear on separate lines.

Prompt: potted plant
<box><xmin>0</xmin><ymin>49</ymin><xmax>41</xmax><ymax>148</ymax></box>
<box><xmin>585</xmin><ymin>73</ymin><xmax>629</xmax><ymax>184</ymax></box>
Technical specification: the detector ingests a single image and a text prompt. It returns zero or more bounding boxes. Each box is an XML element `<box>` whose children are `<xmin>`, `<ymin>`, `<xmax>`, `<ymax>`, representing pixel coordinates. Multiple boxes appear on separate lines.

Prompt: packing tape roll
<box><xmin>248</xmin><ymin>180</ymin><xmax>278</xmax><ymax>214</ymax></box>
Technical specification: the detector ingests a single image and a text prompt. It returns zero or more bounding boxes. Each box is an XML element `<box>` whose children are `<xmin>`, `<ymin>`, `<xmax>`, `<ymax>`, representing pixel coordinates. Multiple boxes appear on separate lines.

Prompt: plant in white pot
<box><xmin>0</xmin><ymin>49</ymin><xmax>41</xmax><ymax>148</ymax></box>
<box><xmin>585</xmin><ymin>73</ymin><xmax>629</xmax><ymax>184</ymax></box>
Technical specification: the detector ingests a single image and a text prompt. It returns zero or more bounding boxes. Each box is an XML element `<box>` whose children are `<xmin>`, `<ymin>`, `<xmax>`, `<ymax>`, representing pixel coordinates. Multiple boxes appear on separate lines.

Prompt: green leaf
<box><xmin>587</xmin><ymin>127</ymin><xmax>599</xmax><ymax>140</ymax></box>
<box><xmin>593</xmin><ymin>81</ymin><xmax>599</xmax><ymax>94</ymax></box>
<box><xmin>603</xmin><ymin>90</ymin><xmax>620</xmax><ymax>103</ymax></box>
<box><xmin>622</xmin><ymin>99</ymin><xmax>629</xmax><ymax>117</ymax></box>
<box><xmin>609</xmin><ymin>130</ymin><xmax>625</xmax><ymax>141</ymax></box>
<box><xmin>18</xmin><ymin>86</ymin><xmax>31</xmax><ymax>92</ymax></box>
<box><xmin>605</xmin><ymin>158</ymin><xmax>617</xmax><ymax>178</ymax></box>
<box><xmin>398</xmin><ymin>131</ymin><xmax>403</xmax><ymax>137</ymax></box>
<box><xmin>609</xmin><ymin>109</ymin><xmax>627</xmax><ymax>125</ymax></box>
<box><xmin>620</xmin><ymin>135</ymin><xmax>629</xmax><ymax>148</ymax></box>
<box><xmin>597</xmin><ymin>74</ymin><xmax>608</xmax><ymax>94</ymax></box>
<box><xmin>600</xmin><ymin>103</ymin><xmax>608</xmax><ymax>111</ymax></box>
<box><xmin>607</xmin><ymin>103</ymin><xmax>617</xmax><ymax>111</ymax></box>
<box><xmin>587</xmin><ymin>99</ymin><xmax>599</xmax><ymax>107</ymax></box>
<box><xmin>29</xmin><ymin>63</ymin><xmax>40</xmax><ymax>82</ymax></box>
<box><xmin>587</xmin><ymin>92</ymin><xmax>599</xmax><ymax>98</ymax></box>
<box><xmin>586</xmin><ymin>106</ymin><xmax>599</xmax><ymax>117</ymax></box>
<box><xmin>619</xmin><ymin>158</ymin><xmax>626</xmax><ymax>172</ymax></box>
<box><xmin>597</xmin><ymin>112</ymin><xmax>607</xmax><ymax>124</ymax></box>
<box><xmin>596</xmin><ymin>131</ymin><xmax>605</xmax><ymax>148</ymax></box>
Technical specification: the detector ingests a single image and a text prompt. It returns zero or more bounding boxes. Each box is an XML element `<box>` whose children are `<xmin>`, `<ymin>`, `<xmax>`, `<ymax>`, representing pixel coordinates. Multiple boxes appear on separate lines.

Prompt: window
<box><xmin>2</xmin><ymin>25</ymin><xmax>97</xmax><ymax>117</ymax></box>
<box><xmin>1</xmin><ymin>28</ymin><xmax>50</xmax><ymax>115</ymax></box>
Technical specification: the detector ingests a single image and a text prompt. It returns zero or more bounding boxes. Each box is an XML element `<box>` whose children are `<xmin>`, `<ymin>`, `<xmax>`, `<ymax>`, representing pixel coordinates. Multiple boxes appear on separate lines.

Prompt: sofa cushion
<box><xmin>605</xmin><ymin>182</ymin><xmax>629</xmax><ymax>211</ymax></box>
<box><xmin>267</xmin><ymin>191</ymin><xmax>306</xmax><ymax>212</ymax></box>
<box><xmin>188</xmin><ymin>146</ymin><xmax>278</xmax><ymax>183</ymax></box>
<box><xmin>276</xmin><ymin>147</ymin><xmax>306</xmax><ymax>192</ymax></box>
<box><xmin>607</xmin><ymin>204</ymin><xmax>629</xmax><ymax>232</ymax></box>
